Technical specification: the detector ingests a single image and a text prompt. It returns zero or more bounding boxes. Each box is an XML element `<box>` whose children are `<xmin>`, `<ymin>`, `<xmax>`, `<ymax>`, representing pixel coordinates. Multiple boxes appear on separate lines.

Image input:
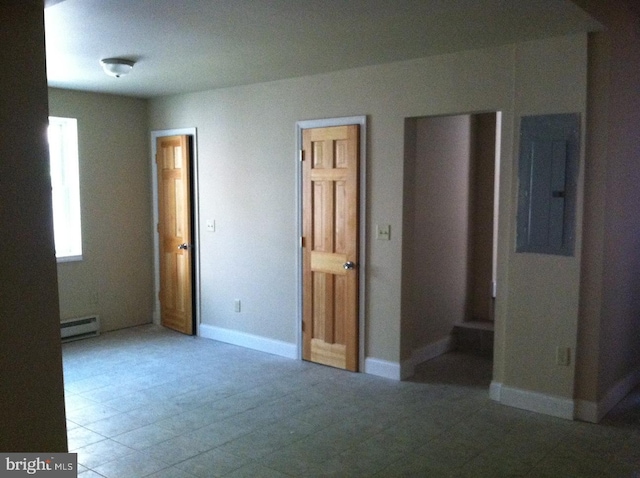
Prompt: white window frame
<box><xmin>48</xmin><ymin>116</ymin><xmax>82</xmax><ymax>262</ymax></box>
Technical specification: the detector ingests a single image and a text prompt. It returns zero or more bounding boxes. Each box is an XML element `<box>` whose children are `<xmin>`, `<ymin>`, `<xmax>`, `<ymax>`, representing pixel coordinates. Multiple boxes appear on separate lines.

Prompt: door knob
<box><xmin>178</xmin><ymin>243</ymin><xmax>190</xmax><ymax>250</ymax></box>
<box><xmin>343</xmin><ymin>261</ymin><xmax>356</xmax><ymax>270</ymax></box>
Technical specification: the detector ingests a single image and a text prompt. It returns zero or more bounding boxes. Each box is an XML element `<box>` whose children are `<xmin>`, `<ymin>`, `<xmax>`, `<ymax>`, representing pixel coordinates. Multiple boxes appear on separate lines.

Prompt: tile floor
<box><xmin>63</xmin><ymin>325</ymin><xmax>640</xmax><ymax>477</ymax></box>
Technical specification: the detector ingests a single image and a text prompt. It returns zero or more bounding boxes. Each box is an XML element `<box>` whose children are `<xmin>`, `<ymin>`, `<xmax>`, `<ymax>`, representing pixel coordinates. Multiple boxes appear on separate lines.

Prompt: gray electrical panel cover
<box><xmin>516</xmin><ymin>113</ymin><xmax>580</xmax><ymax>256</ymax></box>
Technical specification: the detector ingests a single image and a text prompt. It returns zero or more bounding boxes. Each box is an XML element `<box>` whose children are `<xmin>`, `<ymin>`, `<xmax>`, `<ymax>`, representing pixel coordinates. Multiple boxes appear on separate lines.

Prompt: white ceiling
<box><xmin>44</xmin><ymin>0</ymin><xmax>601</xmax><ymax>99</ymax></box>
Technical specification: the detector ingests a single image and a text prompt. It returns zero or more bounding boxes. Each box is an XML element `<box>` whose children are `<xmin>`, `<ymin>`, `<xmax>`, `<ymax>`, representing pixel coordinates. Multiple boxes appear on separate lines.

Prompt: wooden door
<box><xmin>157</xmin><ymin>135</ymin><xmax>193</xmax><ymax>335</ymax></box>
<box><xmin>302</xmin><ymin>125</ymin><xmax>359</xmax><ymax>371</ymax></box>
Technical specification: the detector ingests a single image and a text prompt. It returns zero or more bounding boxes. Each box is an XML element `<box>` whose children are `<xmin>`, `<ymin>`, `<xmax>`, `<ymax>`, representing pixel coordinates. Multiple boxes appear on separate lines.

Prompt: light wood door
<box><xmin>302</xmin><ymin>125</ymin><xmax>359</xmax><ymax>371</ymax></box>
<box><xmin>157</xmin><ymin>135</ymin><xmax>193</xmax><ymax>335</ymax></box>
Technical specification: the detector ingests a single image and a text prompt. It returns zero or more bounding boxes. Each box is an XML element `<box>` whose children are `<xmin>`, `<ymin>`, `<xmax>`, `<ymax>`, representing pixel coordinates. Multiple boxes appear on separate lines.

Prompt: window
<box><xmin>48</xmin><ymin>116</ymin><xmax>82</xmax><ymax>261</ymax></box>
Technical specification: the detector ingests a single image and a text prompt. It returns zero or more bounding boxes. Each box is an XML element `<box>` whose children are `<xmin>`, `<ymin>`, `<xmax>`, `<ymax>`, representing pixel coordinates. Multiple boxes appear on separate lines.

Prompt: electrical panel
<box><xmin>516</xmin><ymin>113</ymin><xmax>580</xmax><ymax>256</ymax></box>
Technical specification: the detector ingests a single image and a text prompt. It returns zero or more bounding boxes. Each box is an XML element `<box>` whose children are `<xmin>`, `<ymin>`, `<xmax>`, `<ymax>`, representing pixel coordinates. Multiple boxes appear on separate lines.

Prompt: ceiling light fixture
<box><xmin>100</xmin><ymin>58</ymin><xmax>135</xmax><ymax>78</ymax></box>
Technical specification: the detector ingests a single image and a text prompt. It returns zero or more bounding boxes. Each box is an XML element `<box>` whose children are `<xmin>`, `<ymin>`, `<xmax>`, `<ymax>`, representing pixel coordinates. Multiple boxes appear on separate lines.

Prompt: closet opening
<box><xmin>401</xmin><ymin>112</ymin><xmax>501</xmax><ymax>387</ymax></box>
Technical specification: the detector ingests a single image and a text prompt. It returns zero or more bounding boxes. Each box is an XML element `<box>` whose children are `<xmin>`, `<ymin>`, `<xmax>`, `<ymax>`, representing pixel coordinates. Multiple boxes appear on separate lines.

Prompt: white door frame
<box><xmin>295</xmin><ymin>116</ymin><xmax>367</xmax><ymax>371</ymax></box>
<box><xmin>150</xmin><ymin>128</ymin><xmax>201</xmax><ymax>336</ymax></box>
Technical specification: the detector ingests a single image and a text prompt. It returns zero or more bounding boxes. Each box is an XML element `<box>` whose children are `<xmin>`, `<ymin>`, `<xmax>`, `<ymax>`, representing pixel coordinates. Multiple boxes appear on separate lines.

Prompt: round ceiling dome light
<box><xmin>100</xmin><ymin>58</ymin><xmax>135</xmax><ymax>78</ymax></box>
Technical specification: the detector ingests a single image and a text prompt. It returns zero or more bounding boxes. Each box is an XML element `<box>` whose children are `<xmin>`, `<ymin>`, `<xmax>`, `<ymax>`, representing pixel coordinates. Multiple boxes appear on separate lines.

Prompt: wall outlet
<box><xmin>234</xmin><ymin>299</ymin><xmax>241</xmax><ymax>313</ymax></box>
<box><xmin>556</xmin><ymin>346</ymin><xmax>571</xmax><ymax>366</ymax></box>
<box><xmin>206</xmin><ymin>219</ymin><xmax>215</xmax><ymax>232</ymax></box>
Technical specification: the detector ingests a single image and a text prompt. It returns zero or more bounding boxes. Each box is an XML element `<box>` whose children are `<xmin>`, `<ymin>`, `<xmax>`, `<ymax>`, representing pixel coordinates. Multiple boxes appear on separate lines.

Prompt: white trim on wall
<box><xmin>364</xmin><ymin>358</ymin><xmax>401</xmax><ymax>380</ymax></box>
<box><xmin>199</xmin><ymin>324</ymin><xmax>297</xmax><ymax>359</ymax></box>
<box><xmin>400</xmin><ymin>336</ymin><xmax>455</xmax><ymax>380</ymax></box>
<box><xmin>575</xmin><ymin>365</ymin><xmax>640</xmax><ymax>423</ymax></box>
<box><xmin>295</xmin><ymin>116</ymin><xmax>368</xmax><ymax>372</ymax></box>
<box><xmin>490</xmin><ymin>381</ymin><xmax>575</xmax><ymax>420</ymax></box>
<box><xmin>150</xmin><ymin>128</ymin><xmax>200</xmax><ymax>336</ymax></box>
<box><xmin>493</xmin><ymin>365</ymin><xmax>640</xmax><ymax>423</ymax></box>
<box><xmin>574</xmin><ymin>399</ymin><xmax>598</xmax><ymax>423</ymax></box>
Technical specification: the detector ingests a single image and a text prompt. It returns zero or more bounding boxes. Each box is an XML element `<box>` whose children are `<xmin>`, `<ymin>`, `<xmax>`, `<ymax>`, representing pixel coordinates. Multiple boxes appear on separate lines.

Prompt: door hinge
<box><xmin>156</xmin><ymin>223</ymin><xmax>160</xmax><ymax>233</ymax></box>
<box><xmin>299</xmin><ymin>150</ymin><xmax>304</xmax><ymax>162</ymax></box>
<box><xmin>300</xmin><ymin>236</ymin><xmax>305</xmax><ymax>248</ymax></box>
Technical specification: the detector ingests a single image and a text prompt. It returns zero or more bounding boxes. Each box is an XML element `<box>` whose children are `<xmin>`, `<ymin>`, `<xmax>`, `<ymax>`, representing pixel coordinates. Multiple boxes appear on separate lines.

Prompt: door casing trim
<box><xmin>151</xmin><ymin>128</ymin><xmax>201</xmax><ymax>336</ymax></box>
<box><xmin>295</xmin><ymin>116</ymin><xmax>367</xmax><ymax>371</ymax></box>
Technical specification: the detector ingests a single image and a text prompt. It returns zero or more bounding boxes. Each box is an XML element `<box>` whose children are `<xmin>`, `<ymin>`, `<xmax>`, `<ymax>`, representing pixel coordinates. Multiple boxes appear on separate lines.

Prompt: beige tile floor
<box><xmin>63</xmin><ymin>325</ymin><xmax>640</xmax><ymax>477</ymax></box>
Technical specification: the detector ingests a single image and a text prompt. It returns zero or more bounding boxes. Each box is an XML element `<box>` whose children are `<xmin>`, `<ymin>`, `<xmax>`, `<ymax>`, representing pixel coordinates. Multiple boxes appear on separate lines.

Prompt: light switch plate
<box><xmin>377</xmin><ymin>224</ymin><xmax>391</xmax><ymax>240</ymax></box>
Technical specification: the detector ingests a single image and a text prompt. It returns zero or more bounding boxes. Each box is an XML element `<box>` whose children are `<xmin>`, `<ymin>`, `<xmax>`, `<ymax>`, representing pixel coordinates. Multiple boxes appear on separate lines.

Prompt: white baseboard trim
<box><xmin>199</xmin><ymin>324</ymin><xmax>297</xmax><ymax>359</ymax></box>
<box><xmin>364</xmin><ymin>357</ymin><xmax>401</xmax><ymax>380</ymax></box>
<box><xmin>490</xmin><ymin>381</ymin><xmax>574</xmax><ymax>420</ymax></box>
<box><xmin>597</xmin><ymin>366</ymin><xmax>640</xmax><ymax>420</ymax></box>
<box><xmin>400</xmin><ymin>336</ymin><xmax>454</xmax><ymax>379</ymax></box>
<box><xmin>574</xmin><ymin>399</ymin><xmax>598</xmax><ymax>423</ymax></box>
<box><xmin>575</xmin><ymin>366</ymin><xmax>640</xmax><ymax>423</ymax></box>
<box><xmin>489</xmin><ymin>381</ymin><xmax>502</xmax><ymax>401</ymax></box>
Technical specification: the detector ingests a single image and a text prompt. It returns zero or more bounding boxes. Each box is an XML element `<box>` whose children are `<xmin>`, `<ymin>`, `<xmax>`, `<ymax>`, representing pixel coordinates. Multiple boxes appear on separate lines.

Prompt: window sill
<box><xmin>57</xmin><ymin>255</ymin><xmax>83</xmax><ymax>263</ymax></box>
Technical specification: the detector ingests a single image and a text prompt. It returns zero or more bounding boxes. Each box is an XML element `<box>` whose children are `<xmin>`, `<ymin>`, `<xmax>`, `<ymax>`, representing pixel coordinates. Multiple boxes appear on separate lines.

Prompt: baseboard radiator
<box><xmin>61</xmin><ymin>315</ymin><xmax>100</xmax><ymax>342</ymax></box>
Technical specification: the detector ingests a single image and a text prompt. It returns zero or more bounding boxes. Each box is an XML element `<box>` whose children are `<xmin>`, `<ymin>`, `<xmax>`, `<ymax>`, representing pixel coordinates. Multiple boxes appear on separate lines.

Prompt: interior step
<box><xmin>453</xmin><ymin>320</ymin><xmax>494</xmax><ymax>357</ymax></box>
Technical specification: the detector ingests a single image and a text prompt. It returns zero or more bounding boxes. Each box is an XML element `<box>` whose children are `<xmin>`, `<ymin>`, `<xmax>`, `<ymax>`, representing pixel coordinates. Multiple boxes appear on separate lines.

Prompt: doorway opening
<box><xmin>401</xmin><ymin>112</ymin><xmax>501</xmax><ymax>386</ymax></box>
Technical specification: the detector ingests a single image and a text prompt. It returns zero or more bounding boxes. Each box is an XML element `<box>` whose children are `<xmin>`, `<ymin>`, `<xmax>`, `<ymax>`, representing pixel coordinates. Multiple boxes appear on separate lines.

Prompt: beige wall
<box><xmin>597</xmin><ymin>5</ymin><xmax>640</xmax><ymax>397</ymax></box>
<box><xmin>574</xmin><ymin>0</ymin><xmax>640</xmax><ymax>413</ymax></box>
<box><xmin>469</xmin><ymin>114</ymin><xmax>497</xmax><ymax>323</ymax></box>
<box><xmin>150</xmin><ymin>32</ymin><xmax>588</xmax><ymax>400</ymax></box>
<box><xmin>0</xmin><ymin>2</ymin><xmax>67</xmax><ymax>451</ymax></box>
<box><xmin>401</xmin><ymin>115</ymin><xmax>472</xmax><ymax>359</ymax></box>
<box><xmin>48</xmin><ymin>89</ymin><xmax>154</xmax><ymax>332</ymax></box>
<box><xmin>494</xmin><ymin>34</ymin><xmax>587</xmax><ymax>400</ymax></box>
<box><xmin>149</xmin><ymin>43</ymin><xmax>517</xmax><ymax>364</ymax></box>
